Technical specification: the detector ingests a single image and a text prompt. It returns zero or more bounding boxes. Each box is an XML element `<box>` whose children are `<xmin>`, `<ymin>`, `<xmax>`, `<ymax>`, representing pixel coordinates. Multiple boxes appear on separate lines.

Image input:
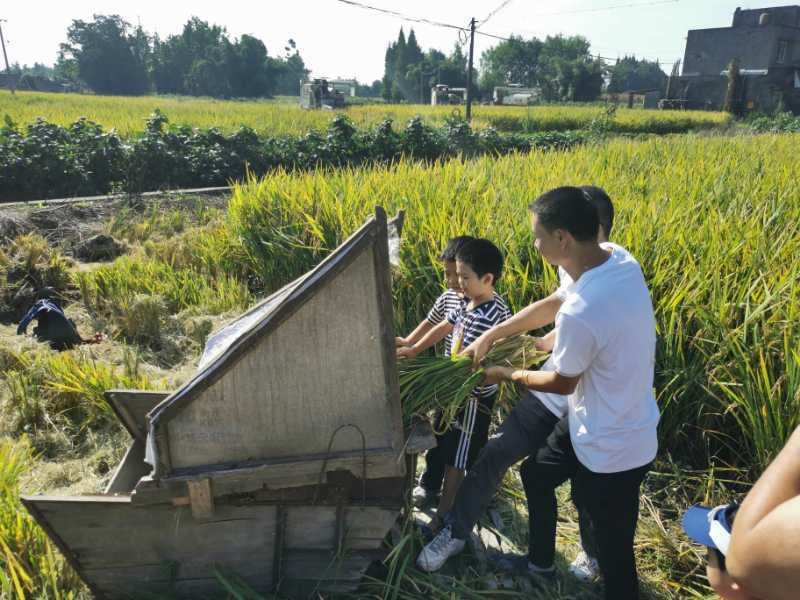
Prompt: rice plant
<box><xmin>400</xmin><ymin>336</ymin><xmax>546</xmax><ymax>427</ymax></box>
<box><xmin>0</xmin><ymin>437</ymin><xmax>85</xmax><ymax>599</ymax></box>
<box><xmin>0</xmin><ymin>90</ymin><xmax>730</xmax><ymax>137</ymax></box>
<box><xmin>1</xmin><ymin>127</ymin><xmax>797</xmax><ymax>599</ymax></box>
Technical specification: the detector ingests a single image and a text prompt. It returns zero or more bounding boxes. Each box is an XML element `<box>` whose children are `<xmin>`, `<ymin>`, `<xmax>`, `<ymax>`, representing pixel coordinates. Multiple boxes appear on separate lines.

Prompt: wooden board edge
<box><xmin>20</xmin><ymin>496</ymin><xmax>106</xmax><ymax>598</ymax></box>
<box><xmin>103</xmin><ymin>390</ymin><xmax>171</xmax><ymax>441</ymax></box>
<box><xmin>372</xmin><ymin>206</ymin><xmax>407</xmax><ymax>471</ymax></box>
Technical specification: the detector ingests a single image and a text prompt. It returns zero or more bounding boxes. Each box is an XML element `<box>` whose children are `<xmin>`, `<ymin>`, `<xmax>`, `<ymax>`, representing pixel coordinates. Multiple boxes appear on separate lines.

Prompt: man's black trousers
<box><xmin>448</xmin><ymin>394</ymin><xmax>648</xmax><ymax>600</ymax></box>
<box><xmin>521</xmin><ymin>416</ymin><xmax>650</xmax><ymax>600</ymax></box>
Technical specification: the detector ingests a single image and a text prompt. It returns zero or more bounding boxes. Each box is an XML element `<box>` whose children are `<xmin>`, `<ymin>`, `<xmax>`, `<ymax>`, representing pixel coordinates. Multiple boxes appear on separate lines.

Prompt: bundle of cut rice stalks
<box><xmin>399</xmin><ymin>335</ymin><xmax>547</xmax><ymax>428</ymax></box>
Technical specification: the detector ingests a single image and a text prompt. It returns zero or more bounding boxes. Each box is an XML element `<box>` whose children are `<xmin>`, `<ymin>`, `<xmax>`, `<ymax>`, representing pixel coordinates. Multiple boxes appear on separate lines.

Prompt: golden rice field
<box><xmin>0</xmin><ymin>90</ymin><xmax>731</xmax><ymax>136</ymax></box>
<box><xmin>1</xmin><ymin>132</ymin><xmax>798</xmax><ymax>599</ymax></box>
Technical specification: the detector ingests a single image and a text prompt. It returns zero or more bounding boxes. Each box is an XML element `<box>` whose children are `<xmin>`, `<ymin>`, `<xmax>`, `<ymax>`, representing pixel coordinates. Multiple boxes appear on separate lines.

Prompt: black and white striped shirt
<box><xmin>447</xmin><ymin>295</ymin><xmax>512</xmax><ymax>398</ymax></box>
<box><xmin>426</xmin><ymin>289</ymin><xmax>463</xmax><ymax>357</ymax></box>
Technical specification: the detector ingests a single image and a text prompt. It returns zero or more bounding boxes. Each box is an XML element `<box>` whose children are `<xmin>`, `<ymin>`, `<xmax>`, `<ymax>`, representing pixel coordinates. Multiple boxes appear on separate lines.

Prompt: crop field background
<box><xmin>0</xmin><ymin>90</ymin><xmax>731</xmax><ymax>136</ymax></box>
<box><xmin>0</xmin><ymin>95</ymin><xmax>798</xmax><ymax>599</ymax></box>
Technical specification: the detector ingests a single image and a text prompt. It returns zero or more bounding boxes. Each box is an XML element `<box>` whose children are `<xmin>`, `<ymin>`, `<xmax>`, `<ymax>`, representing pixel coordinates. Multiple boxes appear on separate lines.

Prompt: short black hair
<box><xmin>581</xmin><ymin>186</ymin><xmax>614</xmax><ymax>237</ymax></box>
<box><xmin>528</xmin><ymin>186</ymin><xmax>599</xmax><ymax>242</ymax></box>
<box><xmin>439</xmin><ymin>235</ymin><xmax>476</xmax><ymax>261</ymax></box>
<box><xmin>455</xmin><ymin>238</ymin><xmax>503</xmax><ymax>285</ymax></box>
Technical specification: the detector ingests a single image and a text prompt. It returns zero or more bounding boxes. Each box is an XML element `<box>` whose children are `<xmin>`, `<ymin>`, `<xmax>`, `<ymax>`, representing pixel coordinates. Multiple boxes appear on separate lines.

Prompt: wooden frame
<box><xmin>21</xmin><ymin>208</ymin><xmax>417</xmax><ymax>599</ymax></box>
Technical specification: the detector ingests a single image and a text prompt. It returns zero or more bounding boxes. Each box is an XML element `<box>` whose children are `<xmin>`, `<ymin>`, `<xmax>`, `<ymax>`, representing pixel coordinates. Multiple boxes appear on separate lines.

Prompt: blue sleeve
<box><xmin>17</xmin><ymin>304</ymin><xmax>40</xmax><ymax>335</ymax></box>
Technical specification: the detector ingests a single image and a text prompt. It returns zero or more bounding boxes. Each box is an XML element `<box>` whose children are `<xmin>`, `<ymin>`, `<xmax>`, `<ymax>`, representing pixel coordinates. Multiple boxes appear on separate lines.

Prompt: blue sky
<box><xmin>2</xmin><ymin>1</ymin><xmax>794</xmax><ymax>81</ymax></box>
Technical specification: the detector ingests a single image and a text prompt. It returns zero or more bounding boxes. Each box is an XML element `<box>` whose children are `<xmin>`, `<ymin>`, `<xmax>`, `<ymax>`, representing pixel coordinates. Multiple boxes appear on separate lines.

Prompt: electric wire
<box><xmin>332</xmin><ymin>0</ymin><xmax>682</xmax><ymax>65</ymax></box>
<box><xmin>479</xmin><ymin>0</ymin><xmax>514</xmax><ymax>29</ymax></box>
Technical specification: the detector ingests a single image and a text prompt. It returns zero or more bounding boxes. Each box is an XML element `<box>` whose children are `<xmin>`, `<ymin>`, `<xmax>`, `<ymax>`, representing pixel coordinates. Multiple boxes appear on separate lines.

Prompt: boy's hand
<box><xmin>395</xmin><ymin>336</ymin><xmax>410</xmax><ymax>347</ymax></box>
<box><xmin>461</xmin><ymin>334</ymin><xmax>494</xmax><ymax>369</ymax></box>
<box><xmin>534</xmin><ymin>335</ymin><xmax>554</xmax><ymax>353</ymax></box>
<box><xmin>396</xmin><ymin>345</ymin><xmax>419</xmax><ymax>359</ymax></box>
<box><xmin>482</xmin><ymin>366</ymin><xmax>514</xmax><ymax>386</ymax></box>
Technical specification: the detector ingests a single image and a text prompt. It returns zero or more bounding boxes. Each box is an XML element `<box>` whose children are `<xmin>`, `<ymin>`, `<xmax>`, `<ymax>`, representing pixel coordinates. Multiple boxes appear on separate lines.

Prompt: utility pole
<box><xmin>0</xmin><ymin>20</ymin><xmax>14</xmax><ymax>95</ymax></box>
<box><xmin>465</xmin><ymin>17</ymin><xmax>476</xmax><ymax>121</ymax></box>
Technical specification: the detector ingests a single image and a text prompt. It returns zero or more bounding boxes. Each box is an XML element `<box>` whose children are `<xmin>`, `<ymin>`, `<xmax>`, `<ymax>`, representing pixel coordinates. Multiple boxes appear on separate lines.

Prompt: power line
<box><xmin>331</xmin><ymin>0</ymin><xmax>465</xmax><ymax>32</ymax></box>
<box><xmin>479</xmin><ymin>0</ymin><xmax>514</xmax><ymax>29</ymax></box>
<box><xmin>526</xmin><ymin>0</ymin><xmax>678</xmax><ymax>17</ymax></box>
<box><xmin>331</xmin><ymin>0</ymin><xmax>681</xmax><ymax>66</ymax></box>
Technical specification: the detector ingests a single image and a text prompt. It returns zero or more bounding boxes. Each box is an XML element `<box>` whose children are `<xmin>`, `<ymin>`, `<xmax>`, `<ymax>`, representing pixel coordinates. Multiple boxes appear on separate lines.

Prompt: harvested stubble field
<box><xmin>0</xmin><ymin>90</ymin><xmax>731</xmax><ymax>136</ymax></box>
<box><xmin>1</xmin><ymin>132</ymin><xmax>799</xmax><ymax>599</ymax></box>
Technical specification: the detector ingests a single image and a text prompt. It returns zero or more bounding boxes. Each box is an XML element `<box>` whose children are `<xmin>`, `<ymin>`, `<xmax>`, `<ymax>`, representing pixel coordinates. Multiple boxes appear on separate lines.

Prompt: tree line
<box><xmin>51</xmin><ymin>15</ymin><xmax>311</xmax><ymax>97</ymax></box>
<box><xmin>382</xmin><ymin>28</ymin><xmax>667</xmax><ymax>103</ymax></box>
<box><xmin>9</xmin><ymin>15</ymin><xmax>666</xmax><ymax>102</ymax></box>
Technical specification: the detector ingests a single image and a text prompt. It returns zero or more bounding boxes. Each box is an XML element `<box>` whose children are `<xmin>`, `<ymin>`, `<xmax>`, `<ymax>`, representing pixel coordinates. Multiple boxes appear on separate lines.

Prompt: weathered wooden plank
<box><xmin>83</xmin><ymin>567</ymin><xmax>260</xmax><ymax>597</ymax></box>
<box><xmin>278</xmin><ymin>548</ymin><xmax>387</xmax><ymax>596</ymax></box>
<box><xmin>187</xmin><ymin>478</ymin><xmax>214</xmax><ymax>519</ymax></box>
<box><xmin>372</xmin><ymin>206</ymin><xmax>408</xmax><ymax>464</ymax></box>
<box><xmin>343</xmin><ymin>506</ymin><xmax>398</xmax><ymax>550</ymax></box>
<box><xmin>388</xmin><ymin>209</ymin><xmax>405</xmax><ymax>237</ymax></box>
<box><xmin>155</xmin><ymin>448</ymin><xmax>402</xmax><ymax>492</ymax></box>
<box><xmin>284</xmin><ymin>506</ymin><xmax>397</xmax><ymax>551</ymax></box>
<box><xmin>133</xmin><ymin>473</ymin><xmax>405</xmax><ymax>509</ymax></box>
<box><xmin>104</xmin><ymin>389</ymin><xmax>172</xmax><ymax>441</ymax></box>
<box><xmin>22</xmin><ymin>497</ymin><xmax>276</xmax><ymax>598</ymax></box>
<box><xmin>104</xmin><ymin>439</ymin><xmax>149</xmax><ymax>495</ymax></box>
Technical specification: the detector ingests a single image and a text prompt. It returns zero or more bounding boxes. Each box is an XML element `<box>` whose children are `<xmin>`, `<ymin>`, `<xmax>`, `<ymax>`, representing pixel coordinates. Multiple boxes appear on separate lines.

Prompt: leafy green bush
<box><xmin>0</xmin><ymin>116</ymin><xmax>126</xmax><ymax>201</ymax></box>
<box><xmin>0</xmin><ymin>112</ymin><xmax>585</xmax><ymax>202</ymax></box>
<box><xmin>747</xmin><ymin>111</ymin><xmax>800</xmax><ymax>133</ymax></box>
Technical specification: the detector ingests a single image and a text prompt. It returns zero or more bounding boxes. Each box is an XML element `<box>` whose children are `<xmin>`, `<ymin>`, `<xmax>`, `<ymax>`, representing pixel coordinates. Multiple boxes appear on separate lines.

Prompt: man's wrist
<box><xmin>511</xmin><ymin>369</ymin><xmax>533</xmax><ymax>387</ymax></box>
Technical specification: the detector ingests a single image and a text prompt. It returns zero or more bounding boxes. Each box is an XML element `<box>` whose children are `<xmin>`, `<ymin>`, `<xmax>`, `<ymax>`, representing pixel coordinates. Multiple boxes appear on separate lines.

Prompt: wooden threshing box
<box><xmin>23</xmin><ymin>207</ymin><xmax>431</xmax><ymax>598</ymax></box>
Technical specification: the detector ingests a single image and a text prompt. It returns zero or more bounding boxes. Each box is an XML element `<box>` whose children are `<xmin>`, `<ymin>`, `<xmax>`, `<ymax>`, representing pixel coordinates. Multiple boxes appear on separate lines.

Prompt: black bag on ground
<box><xmin>16</xmin><ymin>299</ymin><xmax>82</xmax><ymax>350</ymax></box>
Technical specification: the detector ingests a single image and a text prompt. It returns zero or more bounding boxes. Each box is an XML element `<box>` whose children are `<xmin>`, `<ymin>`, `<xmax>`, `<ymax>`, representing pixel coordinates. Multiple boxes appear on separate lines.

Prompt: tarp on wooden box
<box><xmin>144</xmin><ymin>206</ymin><xmax>406</xmax><ymax>486</ymax></box>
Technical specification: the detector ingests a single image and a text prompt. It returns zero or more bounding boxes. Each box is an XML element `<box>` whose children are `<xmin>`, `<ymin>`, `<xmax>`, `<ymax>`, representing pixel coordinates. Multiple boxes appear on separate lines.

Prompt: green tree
<box><xmin>478</xmin><ymin>34</ymin><xmax>604</xmax><ymax>102</ymax></box>
<box><xmin>607</xmin><ymin>56</ymin><xmax>667</xmax><ymax>93</ymax></box>
<box><xmin>57</xmin><ymin>14</ymin><xmax>149</xmax><ymax>95</ymax></box>
<box><xmin>538</xmin><ymin>35</ymin><xmax>604</xmax><ymax>102</ymax></box>
<box><xmin>381</xmin><ymin>28</ymin><xmax>428</xmax><ymax>102</ymax></box>
<box><xmin>229</xmin><ymin>35</ymin><xmax>271</xmax><ymax>97</ymax></box>
<box><xmin>151</xmin><ymin>18</ymin><xmax>230</xmax><ymax>95</ymax></box>
<box><xmin>479</xmin><ymin>35</ymin><xmax>542</xmax><ymax>95</ymax></box>
<box><xmin>271</xmin><ymin>39</ymin><xmax>310</xmax><ymax>96</ymax></box>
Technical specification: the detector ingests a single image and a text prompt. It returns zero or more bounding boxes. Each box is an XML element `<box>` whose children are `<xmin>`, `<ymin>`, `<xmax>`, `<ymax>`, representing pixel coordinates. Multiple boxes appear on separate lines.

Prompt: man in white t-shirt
<box><xmin>417</xmin><ymin>186</ymin><xmax>658</xmax><ymax>600</ymax></box>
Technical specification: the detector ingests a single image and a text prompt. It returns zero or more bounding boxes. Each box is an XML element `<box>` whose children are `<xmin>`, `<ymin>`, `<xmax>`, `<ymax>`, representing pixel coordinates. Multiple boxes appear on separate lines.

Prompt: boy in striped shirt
<box><xmin>398</xmin><ymin>238</ymin><xmax>511</xmax><ymax>524</ymax></box>
<box><xmin>397</xmin><ymin>236</ymin><xmax>475</xmax><ymax>508</ymax></box>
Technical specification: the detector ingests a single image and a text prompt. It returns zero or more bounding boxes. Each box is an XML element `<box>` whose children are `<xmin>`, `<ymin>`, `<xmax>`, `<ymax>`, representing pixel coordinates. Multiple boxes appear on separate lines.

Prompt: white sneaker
<box><xmin>411</xmin><ymin>485</ymin><xmax>435</xmax><ymax>507</ymax></box>
<box><xmin>416</xmin><ymin>525</ymin><xmax>465</xmax><ymax>572</ymax></box>
<box><xmin>569</xmin><ymin>550</ymin><xmax>600</xmax><ymax>582</ymax></box>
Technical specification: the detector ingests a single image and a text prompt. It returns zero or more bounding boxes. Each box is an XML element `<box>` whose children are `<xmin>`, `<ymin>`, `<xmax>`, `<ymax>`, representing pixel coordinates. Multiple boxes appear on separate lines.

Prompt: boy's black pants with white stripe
<box><xmin>438</xmin><ymin>392</ymin><xmax>496</xmax><ymax>471</ymax></box>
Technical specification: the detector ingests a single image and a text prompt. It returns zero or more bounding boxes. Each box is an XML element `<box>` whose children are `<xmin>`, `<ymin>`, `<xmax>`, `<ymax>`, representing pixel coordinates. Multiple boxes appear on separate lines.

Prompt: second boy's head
<box><xmin>439</xmin><ymin>236</ymin><xmax>475</xmax><ymax>292</ymax></box>
<box><xmin>455</xmin><ymin>238</ymin><xmax>503</xmax><ymax>301</ymax></box>
<box><xmin>580</xmin><ymin>185</ymin><xmax>614</xmax><ymax>242</ymax></box>
<box><xmin>529</xmin><ymin>186</ymin><xmax>600</xmax><ymax>267</ymax></box>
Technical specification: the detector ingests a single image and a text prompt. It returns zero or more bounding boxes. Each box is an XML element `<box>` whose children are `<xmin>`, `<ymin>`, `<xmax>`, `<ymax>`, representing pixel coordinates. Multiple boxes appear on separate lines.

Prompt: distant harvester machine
<box><xmin>300</xmin><ymin>78</ymin><xmax>346</xmax><ymax>109</ymax></box>
<box><xmin>493</xmin><ymin>84</ymin><xmax>541</xmax><ymax>106</ymax></box>
<box><xmin>430</xmin><ymin>84</ymin><xmax>467</xmax><ymax>105</ymax></box>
